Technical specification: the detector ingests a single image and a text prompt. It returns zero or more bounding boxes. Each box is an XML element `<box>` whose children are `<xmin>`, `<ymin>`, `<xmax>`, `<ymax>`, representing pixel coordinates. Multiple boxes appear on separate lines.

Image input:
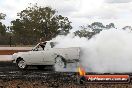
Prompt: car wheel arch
<box><xmin>56</xmin><ymin>55</ymin><xmax>66</xmax><ymax>62</ymax></box>
<box><xmin>16</xmin><ymin>57</ymin><xmax>28</xmax><ymax>70</ymax></box>
<box><xmin>16</xmin><ymin>57</ymin><xmax>23</xmax><ymax>63</ymax></box>
<box><xmin>55</xmin><ymin>55</ymin><xmax>67</xmax><ymax>68</ymax></box>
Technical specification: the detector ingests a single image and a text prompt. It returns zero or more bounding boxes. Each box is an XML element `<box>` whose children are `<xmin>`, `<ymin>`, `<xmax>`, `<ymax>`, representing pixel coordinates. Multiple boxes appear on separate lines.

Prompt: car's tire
<box><xmin>78</xmin><ymin>76</ymin><xmax>86</xmax><ymax>84</ymax></box>
<box><xmin>17</xmin><ymin>59</ymin><xmax>27</xmax><ymax>70</ymax></box>
<box><xmin>54</xmin><ymin>56</ymin><xmax>66</xmax><ymax>69</ymax></box>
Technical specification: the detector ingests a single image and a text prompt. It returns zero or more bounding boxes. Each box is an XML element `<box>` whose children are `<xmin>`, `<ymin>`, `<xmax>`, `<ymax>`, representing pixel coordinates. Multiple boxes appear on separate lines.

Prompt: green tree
<box><xmin>106</xmin><ymin>23</ymin><xmax>115</xmax><ymax>29</ymax></box>
<box><xmin>0</xmin><ymin>22</ymin><xmax>6</xmax><ymax>36</ymax></box>
<box><xmin>74</xmin><ymin>22</ymin><xmax>116</xmax><ymax>38</ymax></box>
<box><xmin>0</xmin><ymin>13</ymin><xmax>6</xmax><ymax>36</ymax></box>
<box><xmin>11</xmin><ymin>19</ymin><xmax>29</xmax><ymax>44</ymax></box>
<box><xmin>0</xmin><ymin>13</ymin><xmax>6</xmax><ymax>20</ymax></box>
<box><xmin>0</xmin><ymin>13</ymin><xmax>9</xmax><ymax>45</ymax></box>
<box><xmin>122</xmin><ymin>26</ymin><xmax>132</xmax><ymax>31</ymax></box>
<box><xmin>90</xmin><ymin>22</ymin><xmax>105</xmax><ymax>34</ymax></box>
<box><xmin>11</xmin><ymin>4</ymin><xmax>72</xmax><ymax>44</ymax></box>
<box><xmin>74</xmin><ymin>29</ymin><xmax>95</xmax><ymax>39</ymax></box>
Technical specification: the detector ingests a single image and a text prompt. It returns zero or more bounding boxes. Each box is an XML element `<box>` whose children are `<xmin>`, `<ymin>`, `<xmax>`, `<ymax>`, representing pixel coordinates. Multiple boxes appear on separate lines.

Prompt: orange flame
<box><xmin>78</xmin><ymin>66</ymin><xmax>86</xmax><ymax>76</ymax></box>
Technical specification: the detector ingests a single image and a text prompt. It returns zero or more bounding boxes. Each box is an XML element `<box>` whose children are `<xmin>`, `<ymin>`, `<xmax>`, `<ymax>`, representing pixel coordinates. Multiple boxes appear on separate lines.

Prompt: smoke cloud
<box><xmin>52</xmin><ymin>28</ymin><xmax>132</xmax><ymax>73</ymax></box>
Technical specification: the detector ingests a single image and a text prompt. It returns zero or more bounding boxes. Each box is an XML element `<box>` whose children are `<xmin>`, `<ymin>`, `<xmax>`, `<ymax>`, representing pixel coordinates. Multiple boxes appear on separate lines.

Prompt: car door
<box><xmin>42</xmin><ymin>50</ymin><xmax>55</xmax><ymax>65</ymax></box>
<box><xmin>27</xmin><ymin>51</ymin><xmax>44</xmax><ymax>65</ymax></box>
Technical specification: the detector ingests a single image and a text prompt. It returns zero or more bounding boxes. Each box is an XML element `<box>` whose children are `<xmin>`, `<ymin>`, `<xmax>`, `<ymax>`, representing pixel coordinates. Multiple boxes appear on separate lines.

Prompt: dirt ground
<box><xmin>0</xmin><ymin>79</ymin><xmax>131</xmax><ymax>88</ymax></box>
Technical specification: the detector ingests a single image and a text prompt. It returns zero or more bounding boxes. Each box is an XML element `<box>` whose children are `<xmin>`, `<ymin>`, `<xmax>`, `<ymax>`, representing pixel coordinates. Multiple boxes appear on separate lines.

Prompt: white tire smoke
<box><xmin>52</xmin><ymin>28</ymin><xmax>132</xmax><ymax>73</ymax></box>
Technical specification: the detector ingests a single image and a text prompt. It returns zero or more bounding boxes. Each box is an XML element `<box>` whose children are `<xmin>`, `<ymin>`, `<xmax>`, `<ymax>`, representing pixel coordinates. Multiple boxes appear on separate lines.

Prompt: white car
<box><xmin>12</xmin><ymin>41</ymin><xmax>80</xmax><ymax>70</ymax></box>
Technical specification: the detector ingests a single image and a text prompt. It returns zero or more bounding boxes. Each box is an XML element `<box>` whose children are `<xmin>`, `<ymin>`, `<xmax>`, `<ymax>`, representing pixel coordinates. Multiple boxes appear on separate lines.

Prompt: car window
<box><xmin>39</xmin><ymin>42</ymin><xmax>46</xmax><ymax>50</ymax></box>
<box><xmin>33</xmin><ymin>42</ymin><xmax>46</xmax><ymax>51</ymax></box>
<box><xmin>37</xmin><ymin>45</ymin><xmax>43</xmax><ymax>51</ymax></box>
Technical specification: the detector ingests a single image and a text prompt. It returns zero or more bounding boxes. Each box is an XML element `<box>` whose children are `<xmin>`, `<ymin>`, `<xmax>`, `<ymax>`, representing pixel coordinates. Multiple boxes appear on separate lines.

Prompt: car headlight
<box><xmin>12</xmin><ymin>53</ymin><xmax>17</xmax><ymax>60</ymax></box>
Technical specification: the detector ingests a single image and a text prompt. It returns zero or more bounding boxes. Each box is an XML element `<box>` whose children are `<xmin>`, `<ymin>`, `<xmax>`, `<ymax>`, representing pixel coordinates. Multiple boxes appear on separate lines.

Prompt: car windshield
<box><xmin>33</xmin><ymin>42</ymin><xmax>46</xmax><ymax>51</ymax></box>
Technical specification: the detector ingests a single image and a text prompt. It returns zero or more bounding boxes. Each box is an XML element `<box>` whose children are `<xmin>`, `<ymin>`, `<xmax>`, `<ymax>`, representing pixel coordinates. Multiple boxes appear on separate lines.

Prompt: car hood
<box><xmin>12</xmin><ymin>51</ymin><xmax>30</xmax><ymax>59</ymax></box>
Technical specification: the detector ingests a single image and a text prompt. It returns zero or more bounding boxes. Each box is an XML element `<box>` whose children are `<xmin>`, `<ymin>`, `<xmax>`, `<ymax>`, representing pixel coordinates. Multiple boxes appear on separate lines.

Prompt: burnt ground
<box><xmin>0</xmin><ymin>62</ymin><xmax>132</xmax><ymax>87</ymax></box>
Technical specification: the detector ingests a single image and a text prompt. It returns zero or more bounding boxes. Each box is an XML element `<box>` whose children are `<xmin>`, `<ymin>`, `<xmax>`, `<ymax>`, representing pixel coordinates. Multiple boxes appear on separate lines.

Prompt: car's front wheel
<box><xmin>17</xmin><ymin>59</ymin><xmax>27</xmax><ymax>70</ymax></box>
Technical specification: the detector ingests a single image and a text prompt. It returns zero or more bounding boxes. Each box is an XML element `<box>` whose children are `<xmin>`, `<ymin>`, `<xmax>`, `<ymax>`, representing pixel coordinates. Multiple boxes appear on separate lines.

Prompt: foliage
<box><xmin>74</xmin><ymin>22</ymin><xmax>115</xmax><ymax>38</ymax></box>
<box><xmin>0</xmin><ymin>13</ymin><xmax>6</xmax><ymax>20</ymax></box>
<box><xmin>10</xmin><ymin>4</ymin><xmax>72</xmax><ymax>44</ymax></box>
<box><xmin>122</xmin><ymin>26</ymin><xmax>132</xmax><ymax>31</ymax></box>
<box><xmin>0</xmin><ymin>22</ymin><xmax>6</xmax><ymax>36</ymax></box>
<box><xmin>0</xmin><ymin>13</ymin><xmax>6</xmax><ymax>36</ymax></box>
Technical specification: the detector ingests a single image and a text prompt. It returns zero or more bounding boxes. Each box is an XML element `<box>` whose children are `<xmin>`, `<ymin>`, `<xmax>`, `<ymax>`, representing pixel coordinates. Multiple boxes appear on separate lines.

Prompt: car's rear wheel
<box><xmin>54</xmin><ymin>56</ymin><xmax>66</xmax><ymax>69</ymax></box>
<box><xmin>17</xmin><ymin>59</ymin><xmax>27</xmax><ymax>70</ymax></box>
<box><xmin>78</xmin><ymin>76</ymin><xmax>86</xmax><ymax>84</ymax></box>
